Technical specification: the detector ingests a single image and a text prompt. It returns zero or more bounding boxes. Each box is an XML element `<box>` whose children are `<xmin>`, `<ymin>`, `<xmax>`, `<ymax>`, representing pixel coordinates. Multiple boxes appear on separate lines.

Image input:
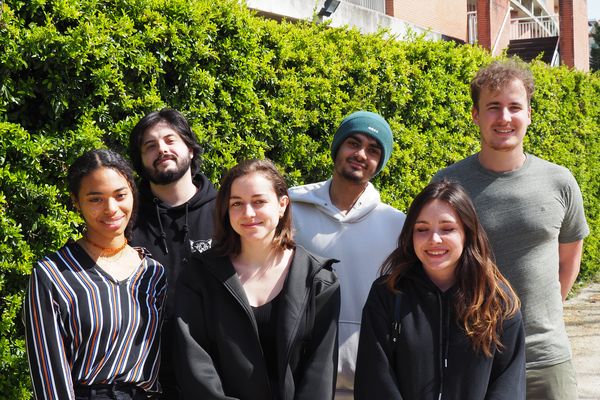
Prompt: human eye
<box><xmin>229</xmin><ymin>201</ymin><xmax>242</xmax><ymax>208</ymax></box>
<box><xmin>142</xmin><ymin>142</ymin><xmax>156</xmax><ymax>153</ymax></box>
<box><xmin>368</xmin><ymin>147</ymin><xmax>381</xmax><ymax>156</ymax></box>
<box><xmin>88</xmin><ymin>197</ymin><xmax>102</xmax><ymax>203</ymax></box>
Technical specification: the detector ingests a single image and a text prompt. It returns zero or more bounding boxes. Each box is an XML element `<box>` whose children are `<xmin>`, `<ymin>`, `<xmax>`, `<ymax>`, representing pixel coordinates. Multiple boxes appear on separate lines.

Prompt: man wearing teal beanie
<box><xmin>330</xmin><ymin>110</ymin><xmax>394</xmax><ymax>176</ymax></box>
<box><xmin>289</xmin><ymin>111</ymin><xmax>405</xmax><ymax>399</ymax></box>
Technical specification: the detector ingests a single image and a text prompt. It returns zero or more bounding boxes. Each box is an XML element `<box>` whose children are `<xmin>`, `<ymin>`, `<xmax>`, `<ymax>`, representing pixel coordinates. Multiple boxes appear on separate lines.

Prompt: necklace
<box><xmin>84</xmin><ymin>237</ymin><xmax>128</xmax><ymax>256</ymax></box>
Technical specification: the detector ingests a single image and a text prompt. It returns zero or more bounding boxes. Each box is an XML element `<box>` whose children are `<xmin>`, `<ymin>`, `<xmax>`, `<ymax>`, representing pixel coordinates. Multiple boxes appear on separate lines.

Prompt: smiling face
<box><xmin>73</xmin><ymin>167</ymin><xmax>134</xmax><ymax>246</ymax></box>
<box><xmin>140</xmin><ymin>121</ymin><xmax>194</xmax><ymax>184</ymax></box>
<box><xmin>413</xmin><ymin>199</ymin><xmax>465</xmax><ymax>290</ymax></box>
<box><xmin>228</xmin><ymin>172</ymin><xmax>289</xmax><ymax>248</ymax></box>
<box><xmin>473</xmin><ymin>78</ymin><xmax>531</xmax><ymax>155</ymax></box>
<box><xmin>333</xmin><ymin>133</ymin><xmax>382</xmax><ymax>185</ymax></box>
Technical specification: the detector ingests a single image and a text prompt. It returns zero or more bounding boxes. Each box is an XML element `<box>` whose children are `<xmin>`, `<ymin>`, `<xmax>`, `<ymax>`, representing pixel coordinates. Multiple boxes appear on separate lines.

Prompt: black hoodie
<box><xmin>355</xmin><ymin>267</ymin><xmax>526</xmax><ymax>400</ymax></box>
<box><xmin>131</xmin><ymin>172</ymin><xmax>217</xmax><ymax>398</ymax></box>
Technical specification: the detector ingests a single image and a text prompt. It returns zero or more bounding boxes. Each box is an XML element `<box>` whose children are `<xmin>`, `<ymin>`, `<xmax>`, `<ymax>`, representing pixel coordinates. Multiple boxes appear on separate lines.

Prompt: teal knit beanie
<box><xmin>331</xmin><ymin>111</ymin><xmax>393</xmax><ymax>175</ymax></box>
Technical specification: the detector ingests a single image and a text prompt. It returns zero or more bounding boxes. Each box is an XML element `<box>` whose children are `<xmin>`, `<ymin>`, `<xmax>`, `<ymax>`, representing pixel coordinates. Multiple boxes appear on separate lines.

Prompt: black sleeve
<box><xmin>485</xmin><ymin>310</ymin><xmax>526</xmax><ymax>400</ymax></box>
<box><xmin>295</xmin><ymin>272</ymin><xmax>341</xmax><ymax>400</ymax></box>
<box><xmin>174</xmin><ymin>267</ymin><xmax>238</xmax><ymax>400</ymax></box>
<box><xmin>354</xmin><ymin>282</ymin><xmax>404</xmax><ymax>400</ymax></box>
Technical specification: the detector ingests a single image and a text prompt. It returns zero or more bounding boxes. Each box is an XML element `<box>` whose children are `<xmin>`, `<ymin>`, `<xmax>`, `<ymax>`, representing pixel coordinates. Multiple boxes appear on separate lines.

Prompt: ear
<box><xmin>471</xmin><ymin>106</ymin><xmax>479</xmax><ymax>125</ymax></box>
<box><xmin>279</xmin><ymin>195</ymin><xmax>289</xmax><ymax>217</ymax></box>
<box><xmin>71</xmin><ymin>194</ymin><xmax>80</xmax><ymax>211</ymax></box>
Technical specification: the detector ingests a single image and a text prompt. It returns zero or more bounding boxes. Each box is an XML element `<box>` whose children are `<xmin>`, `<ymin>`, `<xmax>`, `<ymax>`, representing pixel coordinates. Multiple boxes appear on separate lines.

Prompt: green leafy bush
<box><xmin>1</xmin><ymin>0</ymin><xmax>599</xmax><ymax>397</ymax></box>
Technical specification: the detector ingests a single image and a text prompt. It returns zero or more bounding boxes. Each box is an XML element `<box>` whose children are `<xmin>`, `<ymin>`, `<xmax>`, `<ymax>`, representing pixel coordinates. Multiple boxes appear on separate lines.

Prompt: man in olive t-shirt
<box><xmin>434</xmin><ymin>60</ymin><xmax>589</xmax><ymax>400</ymax></box>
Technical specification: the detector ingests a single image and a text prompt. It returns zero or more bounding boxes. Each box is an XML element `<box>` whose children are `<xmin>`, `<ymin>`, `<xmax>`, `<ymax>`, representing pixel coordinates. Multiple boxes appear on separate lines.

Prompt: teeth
<box><xmin>427</xmin><ymin>250</ymin><xmax>447</xmax><ymax>255</ymax></box>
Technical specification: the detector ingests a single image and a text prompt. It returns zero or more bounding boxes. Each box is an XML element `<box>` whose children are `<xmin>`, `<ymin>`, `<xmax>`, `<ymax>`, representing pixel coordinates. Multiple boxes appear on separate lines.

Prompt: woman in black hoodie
<box><xmin>175</xmin><ymin>159</ymin><xmax>340</xmax><ymax>399</ymax></box>
<box><xmin>355</xmin><ymin>180</ymin><xmax>525</xmax><ymax>400</ymax></box>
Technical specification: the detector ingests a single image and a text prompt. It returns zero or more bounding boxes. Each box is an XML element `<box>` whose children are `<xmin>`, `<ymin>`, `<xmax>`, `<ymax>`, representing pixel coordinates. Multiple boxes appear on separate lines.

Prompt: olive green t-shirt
<box><xmin>434</xmin><ymin>153</ymin><xmax>589</xmax><ymax>368</ymax></box>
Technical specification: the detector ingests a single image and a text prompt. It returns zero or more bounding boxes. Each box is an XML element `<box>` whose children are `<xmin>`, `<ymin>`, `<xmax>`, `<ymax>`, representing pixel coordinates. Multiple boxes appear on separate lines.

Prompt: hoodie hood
<box><xmin>135</xmin><ymin>173</ymin><xmax>217</xmax><ymax>255</ymax></box>
<box><xmin>288</xmin><ymin>179</ymin><xmax>380</xmax><ymax>223</ymax></box>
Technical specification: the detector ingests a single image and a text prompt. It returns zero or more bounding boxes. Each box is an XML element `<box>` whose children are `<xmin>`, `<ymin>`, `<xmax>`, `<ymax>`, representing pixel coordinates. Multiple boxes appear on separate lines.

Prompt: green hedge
<box><xmin>1</xmin><ymin>0</ymin><xmax>599</xmax><ymax>397</ymax></box>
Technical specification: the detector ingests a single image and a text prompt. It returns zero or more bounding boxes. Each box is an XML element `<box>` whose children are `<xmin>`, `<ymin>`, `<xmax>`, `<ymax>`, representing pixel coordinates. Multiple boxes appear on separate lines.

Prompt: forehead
<box><xmin>343</xmin><ymin>132</ymin><xmax>380</xmax><ymax>147</ymax></box>
<box><xmin>479</xmin><ymin>78</ymin><xmax>529</xmax><ymax>105</ymax></box>
<box><xmin>416</xmin><ymin>199</ymin><xmax>460</xmax><ymax>222</ymax></box>
<box><xmin>230</xmin><ymin>172</ymin><xmax>275</xmax><ymax>196</ymax></box>
<box><xmin>142</xmin><ymin>121</ymin><xmax>184</xmax><ymax>142</ymax></box>
<box><xmin>79</xmin><ymin>167</ymin><xmax>130</xmax><ymax>193</ymax></box>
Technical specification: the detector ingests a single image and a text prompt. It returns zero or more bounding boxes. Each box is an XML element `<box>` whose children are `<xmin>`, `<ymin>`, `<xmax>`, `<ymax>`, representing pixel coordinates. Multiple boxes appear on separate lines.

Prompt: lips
<box><xmin>426</xmin><ymin>249</ymin><xmax>448</xmax><ymax>256</ymax></box>
<box><xmin>154</xmin><ymin>155</ymin><xmax>176</xmax><ymax>167</ymax></box>
<box><xmin>101</xmin><ymin>216</ymin><xmax>126</xmax><ymax>229</ymax></box>
<box><xmin>347</xmin><ymin>158</ymin><xmax>367</xmax><ymax>169</ymax></box>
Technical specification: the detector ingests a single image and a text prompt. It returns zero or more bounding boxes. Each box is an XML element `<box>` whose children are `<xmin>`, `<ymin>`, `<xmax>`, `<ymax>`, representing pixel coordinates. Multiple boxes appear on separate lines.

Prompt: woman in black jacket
<box><xmin>175</xmin><ymin>159</ymin><xmax>340</xmax><ymax>400</ymax></box>
<box><xmin>355</xmin><ymin>180</ymin><xmax>525</xmax><ymax>400</ymax></box>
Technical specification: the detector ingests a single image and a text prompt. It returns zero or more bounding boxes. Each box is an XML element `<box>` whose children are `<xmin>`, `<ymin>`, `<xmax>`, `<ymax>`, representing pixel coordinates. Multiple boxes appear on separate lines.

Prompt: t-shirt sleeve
<box><xmin>558</xmin><ymin>173</ymin><xmax>589</xmax><ymax>243</ymax></box>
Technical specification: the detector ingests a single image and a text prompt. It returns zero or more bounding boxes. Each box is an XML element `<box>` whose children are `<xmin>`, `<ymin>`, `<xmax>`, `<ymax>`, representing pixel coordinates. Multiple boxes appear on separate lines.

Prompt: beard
<box><xmin>144</xmin><ymin>155</ymin><xmax>192</xmax><ymax>185</ymax></box>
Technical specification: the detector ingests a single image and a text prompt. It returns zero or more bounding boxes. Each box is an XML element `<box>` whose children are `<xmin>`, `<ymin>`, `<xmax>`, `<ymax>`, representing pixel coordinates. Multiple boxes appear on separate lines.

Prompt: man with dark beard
<box><xmin>289</xmin><ymin>111</ymin><xmax>405</xmax><ymax>399</ymax></box>
<box><xmin>129</xmin><ymin>108</ymin><xmax>217</xmax><ymax>399</ymax></box>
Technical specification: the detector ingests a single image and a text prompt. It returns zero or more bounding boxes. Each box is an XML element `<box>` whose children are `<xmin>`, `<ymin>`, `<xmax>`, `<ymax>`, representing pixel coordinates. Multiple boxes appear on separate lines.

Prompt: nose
<box><xmin>157</xmin><ymin>139</ymin><xmax>169</xmax><ymax>154</ymax></box>
<box><xmin>500</xmin><ymin>107</ymin><xmax>511</xmax><ymax>122</ymax></box>
<box><xmin>242</xmin><ymin>203</ymin><xmax>256</xmax><ymax>217</ymax></box>
<box><xmin>105</xmin><ymin>198</ymin><xmax>118</xmax><ymax>214</ymax></box>
<box><xmin>430</xmin><ymin>231</ymin><xmax>442</xmax><ymax>243</ymax></box>
<box><xmin>354</xmin><ymin>146</ymin><xmax>367</xmax><ymax>160</ymax></box>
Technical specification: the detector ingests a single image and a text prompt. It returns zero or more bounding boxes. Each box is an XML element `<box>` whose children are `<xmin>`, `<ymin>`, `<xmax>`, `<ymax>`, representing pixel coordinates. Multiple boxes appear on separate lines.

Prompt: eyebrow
<box><xmin>84</xmin><ymin>187</ymin><xmax>129</xmax><ymax>196</ymax></box>
<box><xmin>348</xmin><ymin>134</ymin><xmax>381</xmax><ymax>148</ymax></box>
<box><xmin>142</xmin><ymin>133</ymin><xmax>177</xmax><ymax>146</ymax></box>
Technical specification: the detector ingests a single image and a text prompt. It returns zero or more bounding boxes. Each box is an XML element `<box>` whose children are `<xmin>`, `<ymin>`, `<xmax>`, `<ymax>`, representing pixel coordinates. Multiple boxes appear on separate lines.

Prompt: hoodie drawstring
<box><xmin>154</xmin><ymin>198</ymin><xmax>169</xmax><ymax>255</ymax></box>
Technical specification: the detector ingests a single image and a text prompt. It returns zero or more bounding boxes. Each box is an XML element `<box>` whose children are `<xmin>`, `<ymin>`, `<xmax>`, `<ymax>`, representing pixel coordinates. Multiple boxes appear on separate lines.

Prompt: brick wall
<box><xmin>559</xmin><ymin>0</ymin><xmax>590</xmax><ymax>71</ymax></box>
<box><xmin>476</xmin><ymin>0</ymin><xmax>510</xmax><ymax>54</ymax></box>
<box><xmin>391</xmin><ymin>0</ymin><xmax>467</xmax><ymax>41</ymax></box>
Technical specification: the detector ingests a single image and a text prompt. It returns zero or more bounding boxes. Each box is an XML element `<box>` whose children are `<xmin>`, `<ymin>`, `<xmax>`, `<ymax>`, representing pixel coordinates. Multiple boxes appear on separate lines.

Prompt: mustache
<box><xmin>153</xmin><ymin>154</ymin><xmax>176</xmax><ymax>168</ymax></box>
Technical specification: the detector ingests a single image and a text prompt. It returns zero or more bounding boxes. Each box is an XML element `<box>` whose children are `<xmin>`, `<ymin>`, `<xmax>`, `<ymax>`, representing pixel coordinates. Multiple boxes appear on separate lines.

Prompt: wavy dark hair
<box><xmin>213</xmin><ymin>159</ymin><xmax>295</xmax><ymax>257</ymax></box>
<box><xmin>128</xmin><ymin>108</ymin><xmax>203</xmax><ymax>179</ymax></box>
<box><xmin>381</xmin><ymin>179</ymin><xmax>520</xmax><ymax>357</ymax></box>
<box><xmin>67</xmin><ymin>149</ymin><xmax>138</xmax><ymax>240</ymax></box>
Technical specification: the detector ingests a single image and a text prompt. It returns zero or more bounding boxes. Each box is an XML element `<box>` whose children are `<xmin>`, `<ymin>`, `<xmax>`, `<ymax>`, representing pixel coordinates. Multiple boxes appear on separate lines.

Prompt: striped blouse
<box><xmin>24</xmin><ymin>242</ymin><xmax>166</xmax><ymax>400</ymax></box>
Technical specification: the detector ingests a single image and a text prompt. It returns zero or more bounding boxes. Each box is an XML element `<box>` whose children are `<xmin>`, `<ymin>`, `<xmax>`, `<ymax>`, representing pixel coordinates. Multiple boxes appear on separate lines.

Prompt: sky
<box><xmin>590</xmin><ymin>1</ymin><xmax>600</xmax><ymax>20</ymax></box>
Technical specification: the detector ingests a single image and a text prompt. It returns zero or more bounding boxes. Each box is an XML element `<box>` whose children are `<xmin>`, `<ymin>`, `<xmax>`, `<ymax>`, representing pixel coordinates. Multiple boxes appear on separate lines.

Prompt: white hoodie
<box><xmin>289</xmin><ymin>179</ymin><xmax>406</xmax><ymax>399</ymax></box>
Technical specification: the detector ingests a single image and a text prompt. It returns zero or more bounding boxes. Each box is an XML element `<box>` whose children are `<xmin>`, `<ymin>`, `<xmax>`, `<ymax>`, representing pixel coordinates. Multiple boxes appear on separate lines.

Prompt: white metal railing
<box><xmin>510</xmin><ymin>15</ymin><xmax>559</xmax><ymax>39</ymax></box>
<box><xmin>467</xmin><ymin>11</ymin><xmax>477</xmax><ymax>44</ymax></box>
<box><xmin>343</xmin><ymin>0</ymin><xmax>386</xmax><ymax>14</ymax></box>
<box><xmin>511</xmin><ymin>0</ymin><xmax>553</xmax><ymax>18</ymax></box>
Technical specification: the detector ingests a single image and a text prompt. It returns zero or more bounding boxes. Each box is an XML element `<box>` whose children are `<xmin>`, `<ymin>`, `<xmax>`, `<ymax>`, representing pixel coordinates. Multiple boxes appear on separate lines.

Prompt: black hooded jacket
<box><xmin>175</xmin><ymin>246</ymin><xmax>340</xmax><ymax>400</ymax></box>
<box><xmin>355</xmin><ymin>267</ymin><xmax>526</xmax><ymax>400</ymax></box>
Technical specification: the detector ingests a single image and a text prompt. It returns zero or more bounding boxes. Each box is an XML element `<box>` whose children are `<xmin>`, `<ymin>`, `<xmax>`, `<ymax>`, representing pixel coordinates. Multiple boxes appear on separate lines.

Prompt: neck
<box><xmin>236</xmin><ymin>241</ymin><xmax>281</xmax><ymax>270</ymax></box>
<box><xmin>149</xmin><ymin>170</ymin><xmax>198</xmax><ymax>207</ymax></box>
<box><xmin>426</xmin><ymin>271</ymin><xmax>455</xmax><ymax>292</ymax></box>
<box><xmin>82</xmin><ymin>235</ymin><xmax>128</xmax><ymax>257</ymax></box>
<box><xmin>477</xmin><ymin>148</ymin><xmax>526</xmax><ymax>173</ymax></box>
<box><xmin>329</xmin><ymin>175</ymin><xmax>369</xmax><ymax>214</ymax></box>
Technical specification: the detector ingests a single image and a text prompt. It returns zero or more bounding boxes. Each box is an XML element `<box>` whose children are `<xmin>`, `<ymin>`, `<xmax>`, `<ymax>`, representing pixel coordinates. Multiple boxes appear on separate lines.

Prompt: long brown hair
<box><xmin>212</xmin><ymin>159</ymin><xmax>295</xmax><ymax>257</ymax></box>
<box><xmin>381</xmin><ymin>179</ymin><xmax>520</xmax><ymax>357</ymax></box>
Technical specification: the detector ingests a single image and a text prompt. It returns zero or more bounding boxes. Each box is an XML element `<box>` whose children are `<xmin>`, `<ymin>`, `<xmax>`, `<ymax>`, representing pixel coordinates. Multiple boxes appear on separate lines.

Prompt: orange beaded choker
<box><xmin>84</xmin><ymin>237</ymin><xmax>128</xmax><ymax>256</ymax></box>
